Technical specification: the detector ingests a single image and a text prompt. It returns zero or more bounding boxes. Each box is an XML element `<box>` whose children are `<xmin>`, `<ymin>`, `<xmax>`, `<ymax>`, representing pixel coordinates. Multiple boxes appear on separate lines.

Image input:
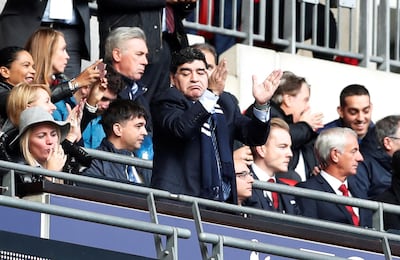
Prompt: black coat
<box><xmin>151</xmin><ymin>88</ymin><xmax>270</xmax><ymax>203</ymax></box>
<box><xmin>246</xmin><ymin>101</ymin><xmax>318</xmax><ymax>180</ymax></box>
<box><xmin>243</xmin><ymin>167</ymin><xmax>301</xmax><ymax>215</ymax></box>
<box><xmin>0</xmin><ymin>0</ymin><xmax>91</xmax><ymax>59</ymax></box>
<box><xmin>97</xmin><ymin>0</ymin><xmax>195</xmax><ymax>61</ymax></box>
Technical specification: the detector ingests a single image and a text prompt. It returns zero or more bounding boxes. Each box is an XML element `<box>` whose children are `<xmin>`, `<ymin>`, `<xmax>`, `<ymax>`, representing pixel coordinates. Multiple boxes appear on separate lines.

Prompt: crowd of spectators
<box><xmin>0</xmin><ymin>0</ymin><xmax>399</xmax><ymax>233</ymax></box>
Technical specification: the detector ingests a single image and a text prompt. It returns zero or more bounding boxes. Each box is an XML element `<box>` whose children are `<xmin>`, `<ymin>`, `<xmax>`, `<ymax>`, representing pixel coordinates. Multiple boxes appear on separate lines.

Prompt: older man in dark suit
<box><xmin>296</xmin><ymin>127</ymin><xmax>372</xmax><ymax>227</ymax></box>
<box><xmin>151</xmin><ymin>47</ymin><xmax>282</xmax><ymax>204</ymax></box>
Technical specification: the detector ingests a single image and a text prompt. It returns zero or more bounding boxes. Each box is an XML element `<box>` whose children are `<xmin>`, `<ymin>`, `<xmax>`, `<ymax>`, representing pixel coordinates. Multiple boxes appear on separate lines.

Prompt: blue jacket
<box><xmin>82</xmin><ymin>116</ymin><xmax>105</xmax><ymax>149</ymax></box>
<box><xmin>320</xmin><ymin>118</ymin><xmax>375</xmax><ymax>144</ymax></box>
<box><xmin>296</xmin><ymin>174</ymin><xmax>372</xmax><ymax>227</ymax></box>
<box><xmin>53</xmin><ymin>96</ymin><xmax>77</xmax><ymax>121</ymax></box>
<box><xmin>83</xmin><ymin>138</ymin><xmax>151</xmax><ymax>186</ymax></box>
<box><xmin>351</xmin><ymin>126</ymin><xmax>392</xmax><ymax>198</ymax></box>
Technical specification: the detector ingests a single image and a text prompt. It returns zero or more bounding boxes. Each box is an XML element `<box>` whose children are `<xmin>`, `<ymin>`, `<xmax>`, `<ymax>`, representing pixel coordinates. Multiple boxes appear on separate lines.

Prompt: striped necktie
<box><xmin>166</xmin><ymin>5</ymin><xmax>175</xmax><ymax>33</ymax></box>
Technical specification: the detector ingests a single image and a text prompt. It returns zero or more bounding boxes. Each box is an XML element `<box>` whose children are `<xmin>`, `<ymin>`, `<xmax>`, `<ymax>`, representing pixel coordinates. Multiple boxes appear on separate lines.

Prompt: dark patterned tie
<box><xmin>166</xmin><ymin>5</ymin><xmax>175</xmax><ymax>33</ymax></box>
<box><xmin>209</xmin><ymin>116</ymin><xmax>231</xmax><ymax>200</ymax></box>
<box><xmin>339</xmin><ymin>184</ymin><xmax>360</xmax><ymax>226</ymax></box>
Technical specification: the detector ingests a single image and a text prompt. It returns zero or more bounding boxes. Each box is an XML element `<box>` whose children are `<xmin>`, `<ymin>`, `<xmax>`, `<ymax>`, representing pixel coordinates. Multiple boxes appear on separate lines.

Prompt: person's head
<box><xmin>101</xmin><ymin>99</ymin><xmax>148</xmax><ymax>151</ymax></box>
<box><xmin>234</xmin><ymin>159</ymin><xmax>254</xmax><ymax>205</ymax></box>
<box><xmin>315</xmin><ymin>127</ymin><xmax>363</xmax><ymax>181</ymax></box>
<box><xmin>0</xmin><ymin>46</ymin><xmax>36</xmax><ymax>86</ymax></box>
<box><xmin>252</xmin><ymin>118</ymin><xmax>293</xmax><ymax>176</ymax></box>
<box><xmin>191</xmin><ymin>43</ymin><xmax>218</xmax><ymax>73</ymax></box>
<box><xmin>375</xmin><ymin>115</ymin><xmax>400</xmax><ymax>157</ymax></box>
<box><xmin>337</xmin><ymin>84</ymin><xmax>372</xmax><ymax>139</ymax></box>
<box><xmin>25</xmin><ymin>28</ymin><xmax>69</xmax><ymax>85</ymax></box>
<box><xmin>271</xmin><ymin>71</ymin><xmax>310</xmax><ymax>123</ymax></box>
<box><xmin>96</xmin><ymin>66</ymin><xmax>124</xmax><ymax>114</ymax></box>
<box><xmin>170</xmin><ymin>47</ymin><xmax>208</xmax><ymax>101</ymax></box>
<box><xmin>12</xmin><ymin>106</ymin><xmax>70</xmax><ymax>166</ymax></box>
<box><xmin>104</xmin><ymin>27</ymin><xmax>148</xmax><ymax>81</ymax></box>
<box><xmin>7</xmin><ymin>82</ymin><xmax>56</xmax><ymax>127</ymax></box>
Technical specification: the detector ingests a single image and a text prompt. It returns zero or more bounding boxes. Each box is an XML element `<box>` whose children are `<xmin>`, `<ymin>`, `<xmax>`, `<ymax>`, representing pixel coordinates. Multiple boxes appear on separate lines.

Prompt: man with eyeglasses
<box><xmin>150</xmin><ymin>47</ymin><xmax>282</xmax><ymax>204</ymax></box>
<box><xmin>234</xmin><ymin>160</ymin><xmax>254</xmax><ymax>206</ymax></box>
<box><xmin>356</xmin><ymin>115</ymin><xmax>400</xmax><ymax>198</ymax></box>
<box><xmin>243</xmin><ymin>117</ymin><xmax>300</xmax><ymax>214</ymax></box>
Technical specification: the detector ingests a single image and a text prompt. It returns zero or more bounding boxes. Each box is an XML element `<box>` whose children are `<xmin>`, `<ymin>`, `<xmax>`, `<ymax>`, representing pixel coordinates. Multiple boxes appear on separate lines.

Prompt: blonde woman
<box><xmin>0</xmin><ymin>82</ymin><xmax>85</xmax><ymax>167</ymax></box>
<box><xmin>11</xmin><ymin>107</ymin><xmax>70</xmax><ymax>183</ymax></box>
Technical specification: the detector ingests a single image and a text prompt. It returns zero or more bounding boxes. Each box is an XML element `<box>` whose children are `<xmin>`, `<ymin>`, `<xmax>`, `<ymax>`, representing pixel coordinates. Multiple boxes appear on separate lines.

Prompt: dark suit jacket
<box><xmin>245</xmin><ymin>102</ymin><xmax>318</xmax><ymax>181</ymax></box>
<box><xmin>0</xmin><ymin>0</ymin><xmax>91</xmax><ymax>59</ymax></box>
<box><xmin>244</xmin><ymin>168</ymin><xmax>300</xmax><ymax>215</ymax></box>
<box><xmin>97</xmin><ymin>0</ymin><xmax>195</xmax><ymax>61</ymax></box>
<box><xmin>150</xmin><ymin>88</ymin><xmax>269</xmax><ymax>203</ymax></box>
<box><xmin>296</xmin><ymin>174</ymin><xmax>372</xmax><ymax>227</ymax></box>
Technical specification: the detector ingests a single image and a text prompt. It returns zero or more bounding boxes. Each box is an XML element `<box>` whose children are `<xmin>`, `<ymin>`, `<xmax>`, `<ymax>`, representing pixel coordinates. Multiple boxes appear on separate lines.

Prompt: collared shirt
<box><xmin>42</xmin><ymin>0</ymin><xmax>78</xmax><ymax>25</ymax></box>
<box><xmin>251</xmin><ymin>163</ymin><xmax>275</xmax><ymax>202</ymax></box>
<box><xmin>320</xmin><ymin>170</ymin><xmax>359</xmax><ymax>216</ymax></box>
<box><xmin>199</xmin><ymin>90</ymin><xmax>270</xmax><ymax>122</ymax></box>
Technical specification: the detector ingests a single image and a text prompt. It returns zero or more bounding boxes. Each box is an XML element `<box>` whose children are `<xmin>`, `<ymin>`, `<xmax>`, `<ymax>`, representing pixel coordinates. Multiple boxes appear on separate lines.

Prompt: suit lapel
<box><xmin>317</xmin><ymin>175</ymin><xmax>354</xmax><ymax>224</ymax></box>
<box><xmin>250</xmin><ymin>168</ymin><xmax>275</xmax><ymax>210</ymax></box>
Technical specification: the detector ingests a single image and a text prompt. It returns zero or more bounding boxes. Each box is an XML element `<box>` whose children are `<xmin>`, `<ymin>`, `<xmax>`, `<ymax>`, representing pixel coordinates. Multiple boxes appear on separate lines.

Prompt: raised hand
<box><xmin>65</xmin><ymin>102</ymin><xmax>84</xmax><ymax>142</ymax></box>
<box><xmin>252</xmin><ymin>69</ymin><xmax>283</xmax><ymax>106</ymax></box>
<box><xmin>233</xmin><ymin>146</ymin><xmax>253</xmax><ymax>166</ymax></box>
<box><xmin>299</xmin><ymin>108</ymin><xmax>324</xmax><ymax>131</ymax></box>
<box><xmin>46</xmin><ymin>144</ymin><xmax>67</xmax><ymax>172</ymax></box>
<box><xmin>73</xmin><ymin>59</ymin><xmax>103</xmax><ymax>88</ymax></box>
<box><xmin>208</xmin><ymin>59</ymin><xmax>228</xmax><ymax>96</ymax></box>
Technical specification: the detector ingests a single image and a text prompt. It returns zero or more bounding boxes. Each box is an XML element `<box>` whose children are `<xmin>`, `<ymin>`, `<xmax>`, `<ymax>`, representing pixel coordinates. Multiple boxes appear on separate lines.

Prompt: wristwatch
<box><xmin>68</xmin><ymin>79</ymin><xmax>79</xmax><ymax>92</ymax></box>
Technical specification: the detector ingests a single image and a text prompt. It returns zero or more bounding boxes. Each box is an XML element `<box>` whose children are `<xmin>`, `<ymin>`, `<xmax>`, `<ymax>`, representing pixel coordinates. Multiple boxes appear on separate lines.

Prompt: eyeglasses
<box><xmin>236</xmin><ymin>171</ymin><xmax>253</xmax><ymax>179</ymax></box>
<box><xmin>389</xmin><ymin>136</ymin><xmax>400</xmax><ymax>140</ymax></box>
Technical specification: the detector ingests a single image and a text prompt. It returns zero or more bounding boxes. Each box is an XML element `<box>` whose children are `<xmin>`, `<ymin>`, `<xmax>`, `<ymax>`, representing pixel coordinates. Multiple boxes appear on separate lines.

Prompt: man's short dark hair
<box><xmin>170</xmin><ymin>47</ymin><xmax>208</xmax><ymax>74</ymax></box>
<box><xmin>101</xmin><ymin>99</ymin><xmax>147</xmax><ymax>137</ymax></box>
<box><xmin>339</xmin><ymin>84</ymin><xmax>370</xmax><ymax>107</ymax></box>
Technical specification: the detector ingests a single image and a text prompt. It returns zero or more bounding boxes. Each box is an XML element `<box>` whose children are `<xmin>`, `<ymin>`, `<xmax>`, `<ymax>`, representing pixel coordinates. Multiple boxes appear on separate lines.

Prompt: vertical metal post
<box><xmin>358</xmin><ymin>0</ymin><xmax>373</xmax><ymax>68</ymax></box>
<box><xmin>376</xmin><ymin>0</ymin><xmax>390</xmax><ymax>71</ymax></box>
<box><xmin>281</xmin><ymin>0</ymin><xmax>296</xmax><ymax>54</ymax></box>
<box><xmin>148</xmin><ymin>193</ymin><xmax>163</xmax><ymax>259</ymax></box>
<box><xmin>241</xmin><ymin>0</ymin><xmax>254</xmax><ymax>45</ymax></box>
<box><xmin>192</xmin><ymin>201</ymin><xmax>209</xmax><ymax>260</ymax></box>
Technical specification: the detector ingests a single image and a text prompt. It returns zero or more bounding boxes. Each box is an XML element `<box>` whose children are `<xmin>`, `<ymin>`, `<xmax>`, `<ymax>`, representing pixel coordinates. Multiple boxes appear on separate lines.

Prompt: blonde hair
<box><xmin>25</xmin><ymin>28</ymin><xmax>64</xmax><ymax>85</ymax></box>
<box><xmin>251</xmin><ymin>117</ymin><xmax>290</xmax><ymax>158</ymax></box>
<box><xmin>7</xmin><ymin>82</ymin><xmax>51</xmax><ymax>126</ymax></box>
<box><xmin>20</xmin><ymin>125</ymin><xmax>61</xmax><ymax>167</ymax></box>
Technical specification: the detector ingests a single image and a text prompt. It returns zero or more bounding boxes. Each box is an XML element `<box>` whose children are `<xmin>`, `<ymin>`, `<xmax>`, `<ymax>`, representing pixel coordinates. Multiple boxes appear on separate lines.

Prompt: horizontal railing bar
<box><xmin>0</xmin><ymin>195</ymin><xmax>191</xmax><ymax>238</ymax></box>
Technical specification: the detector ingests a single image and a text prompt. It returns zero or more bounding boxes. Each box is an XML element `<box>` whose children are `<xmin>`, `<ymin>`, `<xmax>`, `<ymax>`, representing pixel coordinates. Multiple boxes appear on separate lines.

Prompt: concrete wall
<box><xmin>222</xmin><ymin>44</ymin><xmax>400</xmax><ymax>124</ymax></box>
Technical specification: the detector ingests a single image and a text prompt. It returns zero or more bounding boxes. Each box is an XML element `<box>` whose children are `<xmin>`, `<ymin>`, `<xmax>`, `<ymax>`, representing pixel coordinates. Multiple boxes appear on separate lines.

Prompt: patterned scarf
<box><xmin>200</xmin><ymin>104</ymin><xmax>234</xmax><ymax>201</ymax></box>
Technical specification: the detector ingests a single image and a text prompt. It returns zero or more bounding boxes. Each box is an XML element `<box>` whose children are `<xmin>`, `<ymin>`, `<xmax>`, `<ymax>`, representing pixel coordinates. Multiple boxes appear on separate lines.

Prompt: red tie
<box><xmin>268</xmin><ymin>178</ymin><xmax>279</xmax><ymax>209</ymax></box>
<box><xmin>166</xmin><ymin>5</ymin><xmax>175</xmax><ymax>33</ymax></box>
<box><xmin>338</xmin><ymin>184</ymin><xmax>359</xmax><ymax>226</ymax></box>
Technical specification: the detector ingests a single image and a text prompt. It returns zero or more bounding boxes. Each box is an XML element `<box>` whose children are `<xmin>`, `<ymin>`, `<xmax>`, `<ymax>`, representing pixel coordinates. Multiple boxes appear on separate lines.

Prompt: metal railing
<box><xmin>1</xmin><ymin>155</ymin><xmax>400</xmax><ymax>259</ymax></box>
<box><xmin>183</xmin><ymin>0</ymin><xmax>400</xmax><ymax>72</ymax></box>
